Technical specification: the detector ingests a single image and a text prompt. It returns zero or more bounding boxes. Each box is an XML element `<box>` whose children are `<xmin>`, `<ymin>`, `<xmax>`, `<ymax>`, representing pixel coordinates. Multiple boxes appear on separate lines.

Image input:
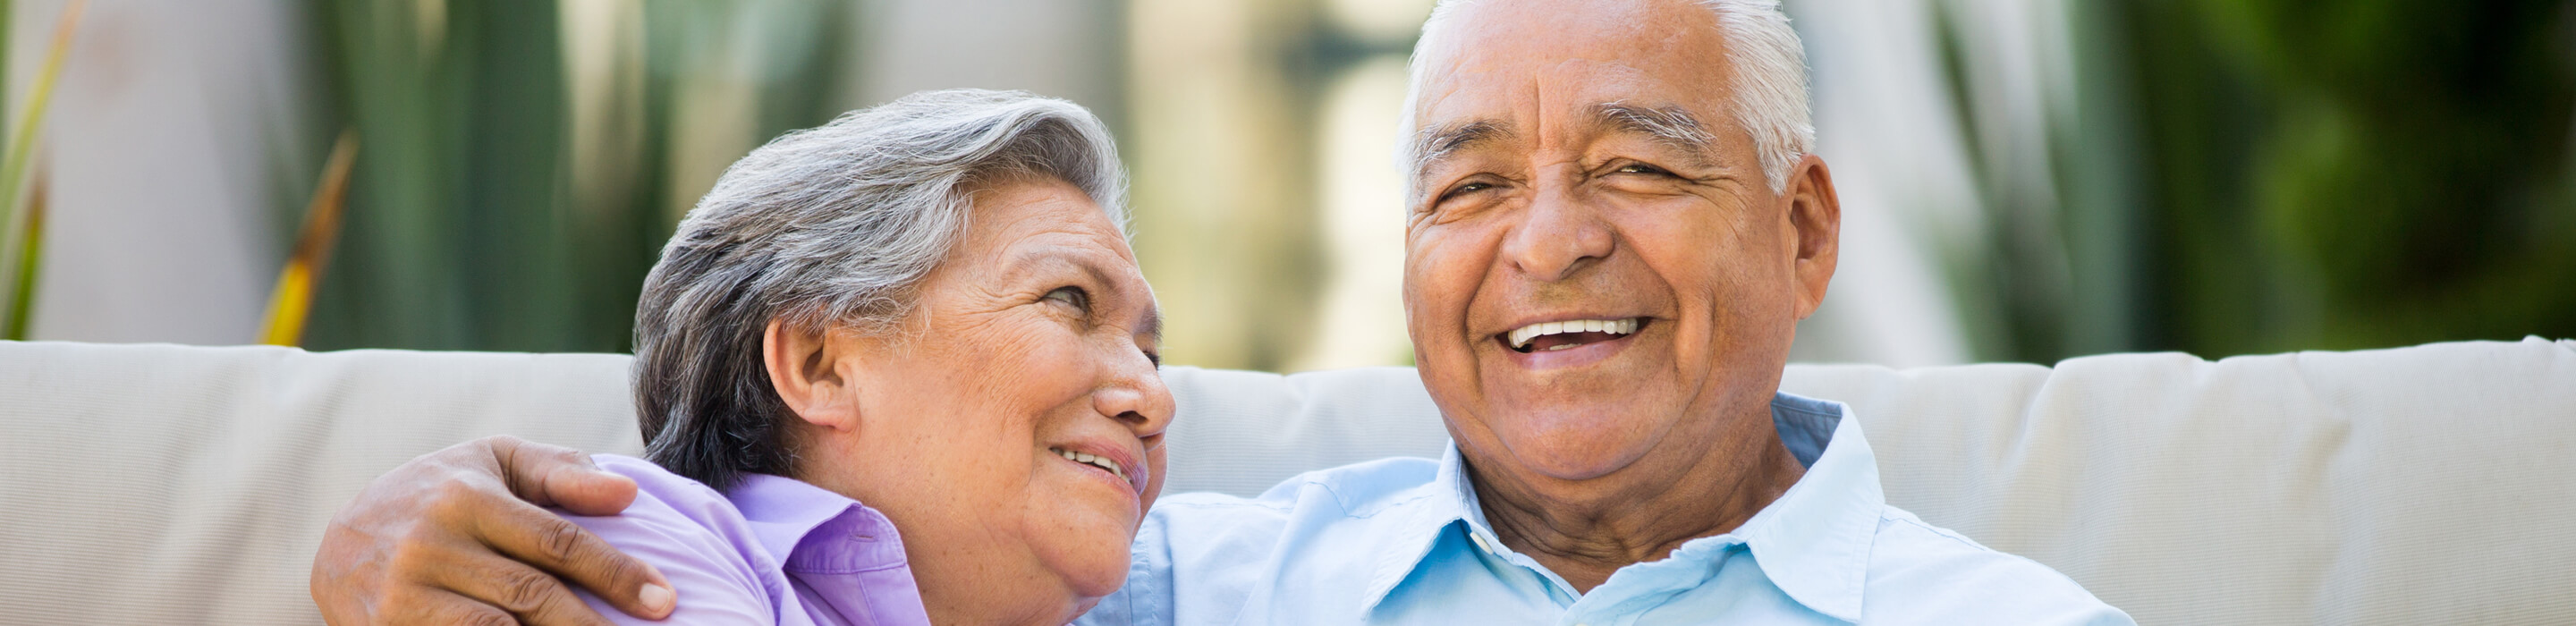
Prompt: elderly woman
<box><xmin>568</xmin><ymin>89</ymin><xmax>1171</xmax><ymax>624</ymax></box>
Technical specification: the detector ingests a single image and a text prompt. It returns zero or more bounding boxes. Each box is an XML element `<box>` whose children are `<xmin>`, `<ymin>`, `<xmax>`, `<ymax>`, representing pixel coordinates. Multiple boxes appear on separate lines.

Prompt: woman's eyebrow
<box><xmin>1075</xmin><ymin>260</ymin><xmax>1163</xmax><ymax>340</ymax></box>
<box><xmin>1021</xmin><ymin>251</ymin><xmax>1160</xmax><ymax>338</ymax></box>
<box><xmin>1071</xmin><ymin>258</ymin><xmax>1163</xmax><ymax>341</ymax></box>
<box><xmin>1137</xmin><ymin>306</ymin><xmax>1164</xmax><ymax>343</ymax></box>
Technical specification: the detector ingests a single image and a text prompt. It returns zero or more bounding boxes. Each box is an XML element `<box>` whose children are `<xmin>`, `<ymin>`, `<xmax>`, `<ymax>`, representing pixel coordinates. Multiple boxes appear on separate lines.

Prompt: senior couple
<box><xmin>311</xmin><ymin>0</ymin><xmax>2131</xmax><ymax>623</ymax></box>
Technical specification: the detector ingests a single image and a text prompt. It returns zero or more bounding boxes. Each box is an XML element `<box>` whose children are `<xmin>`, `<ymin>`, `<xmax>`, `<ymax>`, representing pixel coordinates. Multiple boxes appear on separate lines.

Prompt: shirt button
<box><xmin>1470</xmin><ymin>533</ymin><xmax>1495</xmax><ymax>554</ymax></box>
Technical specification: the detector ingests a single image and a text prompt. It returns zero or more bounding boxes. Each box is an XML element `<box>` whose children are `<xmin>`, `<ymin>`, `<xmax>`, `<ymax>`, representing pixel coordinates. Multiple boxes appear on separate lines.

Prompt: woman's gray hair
<box><xmin>631</xmin><ymin>89</ymin><xmax>1128</xmax><ymax>491</ymax></box>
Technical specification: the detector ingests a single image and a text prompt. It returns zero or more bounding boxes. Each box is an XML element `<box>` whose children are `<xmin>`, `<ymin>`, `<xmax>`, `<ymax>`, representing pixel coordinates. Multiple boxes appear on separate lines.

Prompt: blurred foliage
<box><xmin>275</xmin><ymin>0</ymin><xmax>2569</xmax><ymax>361</ymax></box>
<box><xmin>1945</xmin><ymin>0</ymin><xmax>2576</xmax><ymax>362</ymax></box>
<box><xmin>2118</xmin><ymin>0</ymin><xmax>2576</xmax><ymax>357</ymax></box>
<box><xmin>299</xmin><ymin>0</ymin><xmax>850</xmax><ymax>352</ymax></box>
<box><xmin>0</xmin><ymin>0</ymin><xmax>80</xmax><ymax>341</ymax></box>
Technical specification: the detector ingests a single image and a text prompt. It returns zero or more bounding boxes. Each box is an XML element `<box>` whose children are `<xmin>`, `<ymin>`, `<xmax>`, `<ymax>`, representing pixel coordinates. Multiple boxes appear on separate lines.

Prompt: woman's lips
<box><xmin>1046</xmin><ymin>442</ymin><xmax>1148</xmax><ymax>495</ymax></box>
<box><xmin>1050</xmin><ymin>446</ymin><xmax>1131</xmax><ymax>483</ymax></box>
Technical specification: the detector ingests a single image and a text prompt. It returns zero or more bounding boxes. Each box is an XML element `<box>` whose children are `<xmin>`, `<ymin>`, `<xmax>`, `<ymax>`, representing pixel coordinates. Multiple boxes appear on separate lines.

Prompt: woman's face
<box><xmin>785</xmin><ymin>175</ymin><xmax>1172</xmax><ymax>624</ymax></box>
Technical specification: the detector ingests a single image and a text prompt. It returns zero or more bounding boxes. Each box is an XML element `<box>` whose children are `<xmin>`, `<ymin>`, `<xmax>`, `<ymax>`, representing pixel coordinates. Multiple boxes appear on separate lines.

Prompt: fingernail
<box><xmin>640</xmin><ymin>582</ymin><xmax>674</xmax><ymax>613</ymax></box>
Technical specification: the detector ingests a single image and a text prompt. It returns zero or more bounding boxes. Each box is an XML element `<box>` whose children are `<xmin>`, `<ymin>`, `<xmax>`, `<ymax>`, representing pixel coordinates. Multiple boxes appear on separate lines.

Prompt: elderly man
<box><xmin>313</xmin><ymin>0</ymin><xmax>2130</xmax><ymax>623</ymax></box>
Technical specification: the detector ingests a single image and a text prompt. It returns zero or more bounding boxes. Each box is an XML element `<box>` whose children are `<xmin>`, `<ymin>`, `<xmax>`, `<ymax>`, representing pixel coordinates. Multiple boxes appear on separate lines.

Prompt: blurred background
<box><xmin>1</xmin><ymin>0</ymin><xmax>2570</xmax><ymax>370</ymax></box>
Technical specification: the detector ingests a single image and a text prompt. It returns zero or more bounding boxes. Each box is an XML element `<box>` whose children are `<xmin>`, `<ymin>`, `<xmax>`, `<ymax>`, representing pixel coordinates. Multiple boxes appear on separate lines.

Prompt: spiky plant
<box><xmin>0</xmin><ymin>0</ymin><xmax>84</xmax><ymax>340</ymax></box>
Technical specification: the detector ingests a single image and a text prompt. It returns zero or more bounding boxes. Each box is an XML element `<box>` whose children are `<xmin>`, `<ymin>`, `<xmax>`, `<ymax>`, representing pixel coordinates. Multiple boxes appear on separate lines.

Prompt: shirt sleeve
<box><xmin>556</xmin><ymin>493</ymin><xmax>782</xmax><ymax>623</ymax></box>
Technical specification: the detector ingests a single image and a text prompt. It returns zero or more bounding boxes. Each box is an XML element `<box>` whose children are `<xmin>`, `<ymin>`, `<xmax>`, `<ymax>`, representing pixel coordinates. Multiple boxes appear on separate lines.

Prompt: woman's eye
<box><xmin>1044</xmin><ymin>286</ymin><xmax>1090</xmax><ymax>311</ymax></box>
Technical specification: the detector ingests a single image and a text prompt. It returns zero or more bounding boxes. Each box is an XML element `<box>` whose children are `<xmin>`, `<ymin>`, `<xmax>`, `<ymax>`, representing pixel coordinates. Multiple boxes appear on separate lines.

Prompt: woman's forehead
<box><xmin>962</xmin><ymin>176</ymin><xmax>1126</xmax><ymax>244</ymax></box>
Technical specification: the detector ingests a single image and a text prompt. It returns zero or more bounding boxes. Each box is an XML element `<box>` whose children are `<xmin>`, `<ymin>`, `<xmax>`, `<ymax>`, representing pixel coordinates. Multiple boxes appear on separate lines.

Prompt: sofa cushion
<box><xmin>1154</xmin><ymin>339</ymin><xmax>2576</xmax><ymax>624</ymax></box>
<box><xmin>0</xmin><ymin>343</ymin><xmax>642</xmax><ymax>624</ymax></box>
<box><xmin>1783</xmin><ymin>339</ymin><xmax>2576</xmax><ymax>624</ymax></box>
<box><xmin>2</xmin><ymin>338</ymin><xmax>2572</xmax><ymax>624</ymax></box>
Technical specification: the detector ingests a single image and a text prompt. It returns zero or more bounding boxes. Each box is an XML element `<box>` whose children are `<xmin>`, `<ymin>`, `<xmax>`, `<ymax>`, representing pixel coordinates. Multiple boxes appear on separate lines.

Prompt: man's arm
<box><xmin>310</xmin><ymin>436</ymin><xmax>678</xmax><ymax>625</ymax></box>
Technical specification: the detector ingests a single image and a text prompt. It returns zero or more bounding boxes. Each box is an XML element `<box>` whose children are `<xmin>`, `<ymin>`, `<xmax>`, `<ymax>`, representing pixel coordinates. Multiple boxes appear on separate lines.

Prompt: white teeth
<box><xmin>1505</xmin><ymin>317</ymin><xmax>1641</xmax><ymax>350</ymax></box>
<box><xmin>1054</xmin><ymin>448</ymin><xmax>1127</xmax><ymax>483</ymax></box>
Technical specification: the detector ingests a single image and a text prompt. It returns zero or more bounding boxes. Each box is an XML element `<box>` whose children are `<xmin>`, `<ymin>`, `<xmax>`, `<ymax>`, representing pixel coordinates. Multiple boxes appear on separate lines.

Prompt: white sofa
<box><xmin>3</xmin><ymin>338</ymin><xmax>2572</xmax><ymax>624</ymax></box>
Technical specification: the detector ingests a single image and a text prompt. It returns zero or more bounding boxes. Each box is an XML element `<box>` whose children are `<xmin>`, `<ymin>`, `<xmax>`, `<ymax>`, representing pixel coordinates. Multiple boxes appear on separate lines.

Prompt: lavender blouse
<box><xmin>557</xmin><ymin>454</ymin><xmax>931</xmax><ymax>626</ymax></box>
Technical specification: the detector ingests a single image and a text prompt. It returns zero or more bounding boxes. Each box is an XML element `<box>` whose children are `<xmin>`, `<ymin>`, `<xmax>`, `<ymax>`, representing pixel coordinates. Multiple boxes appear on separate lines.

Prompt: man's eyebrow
<box><xmin>1408</xmin><ymin>118</ymin><xmax>1514</xmax><ymax>176</ymax></box>
<box><xmin>1592</xmin><ymin>102</ymin><xmax>1718</xmax><ymax>165</ymax></box>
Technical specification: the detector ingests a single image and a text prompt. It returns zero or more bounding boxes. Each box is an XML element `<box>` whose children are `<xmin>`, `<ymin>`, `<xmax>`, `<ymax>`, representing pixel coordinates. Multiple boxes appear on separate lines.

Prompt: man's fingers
<box><xmin>384</xmin><ymin>587</ymin><xmax>529</xmax><ymax>626</ymax></box>
<box><xmin>436</xmin><ymin>556</ymin><xmax>622</xmax><ymax>626</ymax></box>
<box><xmin>546</xmin><ymin>466</ymin><xmax>640</xmax><ymax>517</ymax></box>
<box><xmin>473</xmin><ymin>498</ymin><xmax>675</xmax><ymax>620</ymax></box>
<box><xmin>485</xmin><ymin>436</ymin><xmax>638</xmax><ymax>515</ymax></box>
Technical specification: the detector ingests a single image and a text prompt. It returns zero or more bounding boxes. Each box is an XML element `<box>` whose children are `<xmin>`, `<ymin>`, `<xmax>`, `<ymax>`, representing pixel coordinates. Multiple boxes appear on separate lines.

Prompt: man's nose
<box><xmin>1499</xmin><ymin>186</ymin><xmax>1614</xmax><ymax>282</ymax></box>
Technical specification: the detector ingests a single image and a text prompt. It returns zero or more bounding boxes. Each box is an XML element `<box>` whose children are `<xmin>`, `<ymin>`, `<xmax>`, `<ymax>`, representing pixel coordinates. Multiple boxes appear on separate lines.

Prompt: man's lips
<box><xmin>1496</xmin><ymin>317</ymin><xmax>1648</xmax><ymax>352</ymax></box>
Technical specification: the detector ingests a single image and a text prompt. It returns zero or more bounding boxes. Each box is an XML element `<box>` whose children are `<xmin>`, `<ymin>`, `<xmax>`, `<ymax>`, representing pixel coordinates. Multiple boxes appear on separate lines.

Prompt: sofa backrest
<box><xmin>3</xmin><ymin>338</ymin><xmax>2572</xmax><ymax>624</ymax></box>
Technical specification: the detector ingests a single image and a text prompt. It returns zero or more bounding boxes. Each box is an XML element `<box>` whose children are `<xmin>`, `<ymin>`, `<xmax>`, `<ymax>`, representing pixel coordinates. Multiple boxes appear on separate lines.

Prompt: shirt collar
<box><xmin>1362</xmin><ymin>392</ymin><xmax>1884</xmax><ymax>622</ymax></box>
<box><xmin>725</xmin><ymin>473</ymin><xmax>911</xmax><ymax>574</ymax></box>
<box><xmin>1729</xmin><ymin>392</ymin><xmax>1885</xmax><ymax>622</ymax></box>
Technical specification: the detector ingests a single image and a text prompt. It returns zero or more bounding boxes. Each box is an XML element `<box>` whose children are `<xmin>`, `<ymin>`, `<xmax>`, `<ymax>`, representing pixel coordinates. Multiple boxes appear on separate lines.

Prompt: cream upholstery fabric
<box><xmin>3</xmin><ymin>338</ymin><xmax>2572</xmax><ymax>624</ymax></box>
<box><xmin>1785</xmin><ymin>339</ymin><xmax>2576</xmax><ymax>625</ymax></box>
<box><xmin>0</xmin><ymin>343</ymin><xmax>645</xmax><ymax>624</ymax></box>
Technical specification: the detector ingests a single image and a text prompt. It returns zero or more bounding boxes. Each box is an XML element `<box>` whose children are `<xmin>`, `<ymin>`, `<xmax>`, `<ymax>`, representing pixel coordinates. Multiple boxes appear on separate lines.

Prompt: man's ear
<box><xmin>762</xmin><ymin>319</ymin><xmax>861</xmax><ymax>432</ymax></box>
<box><xmin>1784</xmin><ymin>154</ymin><xmax>1842</xmax><ymax>320</ymax></box>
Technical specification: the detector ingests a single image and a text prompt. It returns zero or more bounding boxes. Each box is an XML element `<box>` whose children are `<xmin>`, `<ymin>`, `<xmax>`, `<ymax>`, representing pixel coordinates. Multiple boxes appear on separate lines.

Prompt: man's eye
<box><xmin>1044</xmin><ymin>286</ymin><xmax>1090</xmax><ymax>311</ymax></box>
<box><xmin>1439</xmin><ymin>182</ymin><xmax>1493</xmax><ymax>202</ymax></box>
<box><xmin>1615</xmin><ymin>164</ymin><xmax>1669</xmax><ymax>175</ymax></box>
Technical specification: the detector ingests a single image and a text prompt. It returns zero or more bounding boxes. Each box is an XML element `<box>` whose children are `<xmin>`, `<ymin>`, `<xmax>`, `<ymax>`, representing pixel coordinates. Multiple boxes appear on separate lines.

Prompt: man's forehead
<box><xmin>1411</xmin><ymin>0</ymin><xmax>1734</xmax><ymax>131</ymax></box>
<box><xmin>1422</xmin><ymin>0</ymin><xmax>1728</xmax><ymax>71</ymax></box>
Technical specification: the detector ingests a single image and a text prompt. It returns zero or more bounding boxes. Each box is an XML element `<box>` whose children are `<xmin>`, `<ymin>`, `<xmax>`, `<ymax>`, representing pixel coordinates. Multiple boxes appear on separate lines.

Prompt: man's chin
<box><xmin>1478</xmin><ymin>412</ymin><xmax>1669</xmax><ymax>482</ymax></box>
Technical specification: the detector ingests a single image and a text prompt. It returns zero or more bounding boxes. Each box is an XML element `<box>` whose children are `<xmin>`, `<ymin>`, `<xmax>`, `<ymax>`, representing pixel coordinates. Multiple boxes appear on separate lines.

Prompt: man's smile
<box><xmin>1487</xmin><ymin>315</ymin><xmax>1654</xmax><ymax>369</ymax></box>
<box><xmin>1504</xmin><ymin>317</ymin><xmax>1638</xmax><ymax>352</ymax></box>
<box><xmin>1501</xmin><ymin>317</ymin><xmax>1643</xmax><ymax>352</ymax></box>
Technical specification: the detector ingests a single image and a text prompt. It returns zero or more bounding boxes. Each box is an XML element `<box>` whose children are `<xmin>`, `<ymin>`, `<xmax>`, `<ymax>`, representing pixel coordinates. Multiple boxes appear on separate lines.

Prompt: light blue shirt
<box><xmin>1080</xmin><ymin>393</ymin><xmax>2131</xmax><ymax>625</ymax></box>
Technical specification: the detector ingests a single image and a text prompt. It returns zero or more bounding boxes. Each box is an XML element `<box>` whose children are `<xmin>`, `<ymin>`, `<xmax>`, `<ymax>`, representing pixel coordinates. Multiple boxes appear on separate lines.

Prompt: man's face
<box><xmin>1403</xmin><ymin>0</ymin><xmax>1837</xmax><ymax>483</ymax></box>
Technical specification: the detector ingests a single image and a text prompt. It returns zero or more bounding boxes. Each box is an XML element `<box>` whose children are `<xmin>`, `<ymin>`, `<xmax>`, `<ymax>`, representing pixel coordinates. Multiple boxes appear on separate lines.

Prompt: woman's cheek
<box><xmin>1056</xmin><ymin>516</ymin><xmax>1138</xmax><ymax>597</ymax></box>
<box><xmin>1141</xmin><ymin>444</ymin><xmax>1168</xmax><ymax>506</ymax></box>
<box><xmin>1017</xmin><ymin>480</ymin><xmax>1143</xmax><ymax>599</ymax></box>
<box><xmin>969</xmin><ymin>321</ymin><xmax>1083</xmax><ymax>399</ymax></box>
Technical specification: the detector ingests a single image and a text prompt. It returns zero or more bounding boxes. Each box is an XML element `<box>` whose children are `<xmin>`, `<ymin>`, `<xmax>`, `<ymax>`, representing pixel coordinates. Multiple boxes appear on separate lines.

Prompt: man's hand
<box><xmin>311</xmin><ymin>436</ymin><xmax>677</xmax><ymax>625</ymax></box>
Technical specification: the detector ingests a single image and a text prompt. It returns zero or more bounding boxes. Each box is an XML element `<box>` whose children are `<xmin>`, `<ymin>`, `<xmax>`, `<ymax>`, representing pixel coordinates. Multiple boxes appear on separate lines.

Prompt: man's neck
<box><xmin>1466</xmin><ymin>407</ymin><xmax>1808</xmax><ymax>594</ymax></box>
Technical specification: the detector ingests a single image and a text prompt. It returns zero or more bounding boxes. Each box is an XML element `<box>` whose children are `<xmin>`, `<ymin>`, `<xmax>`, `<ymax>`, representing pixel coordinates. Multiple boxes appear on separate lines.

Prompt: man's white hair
<box><xmin>1399</xmin><ymin>0</ymin><xmax>1814</xmax><ymax>194</ymax></box>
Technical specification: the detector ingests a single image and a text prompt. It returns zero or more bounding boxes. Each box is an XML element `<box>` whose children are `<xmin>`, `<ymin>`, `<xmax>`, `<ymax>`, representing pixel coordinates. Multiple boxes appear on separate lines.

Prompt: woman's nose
<box><xmin>1095</xmin><ymin>358</ymin><xmax>1174</xmax><ymax>440</ymax></box>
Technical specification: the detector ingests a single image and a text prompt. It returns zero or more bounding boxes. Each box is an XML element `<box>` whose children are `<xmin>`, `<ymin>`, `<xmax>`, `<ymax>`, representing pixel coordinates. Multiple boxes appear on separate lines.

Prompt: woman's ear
<box><xmin>763</xmin><ymin>319</ymin><xmax>862</xmax><ymax>432</ymax></box>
